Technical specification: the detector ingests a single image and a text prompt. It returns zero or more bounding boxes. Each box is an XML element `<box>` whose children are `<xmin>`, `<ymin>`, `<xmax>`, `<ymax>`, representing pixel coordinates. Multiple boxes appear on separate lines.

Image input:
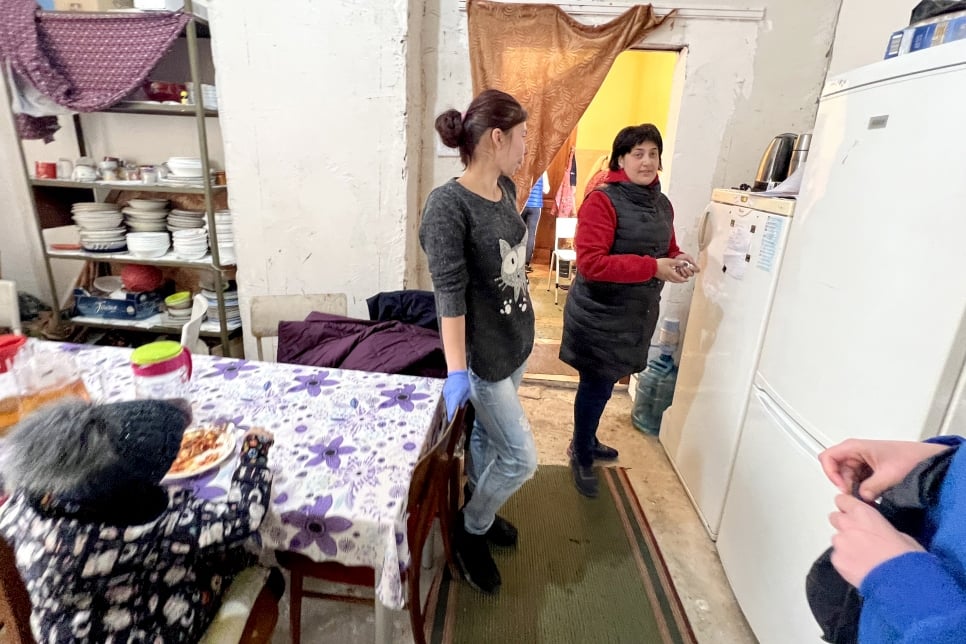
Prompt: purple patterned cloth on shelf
<box><xmin>0</xmin><ymin>0</ymin><xmax>190</xmax><ymax>140</ymax></box>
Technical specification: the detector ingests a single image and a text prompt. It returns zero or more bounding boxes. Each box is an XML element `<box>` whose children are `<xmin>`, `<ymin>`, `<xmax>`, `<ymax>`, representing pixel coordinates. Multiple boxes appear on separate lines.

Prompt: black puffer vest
<box><xmin>559</xmin><ymin>180</ymin><xmax>673</xmax><ymax>381</ymax></box>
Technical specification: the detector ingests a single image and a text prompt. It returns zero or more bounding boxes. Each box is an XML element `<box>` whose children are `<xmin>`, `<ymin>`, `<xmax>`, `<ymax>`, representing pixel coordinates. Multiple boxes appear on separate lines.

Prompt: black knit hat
<box><xmin>0</xmin><ymin>398</ymin><xmax>192</xmax><ymax>503</ymax></box>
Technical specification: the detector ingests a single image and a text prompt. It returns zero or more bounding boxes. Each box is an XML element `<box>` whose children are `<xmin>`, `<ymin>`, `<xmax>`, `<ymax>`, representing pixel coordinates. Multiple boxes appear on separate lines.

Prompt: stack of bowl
<box><xmin>164</xmin><ymin>291</ymin><xmax>195</xmax><ymax>326</ymax></box>
<box><xmin>167</xmin><ymin>208</ymin><xmax>206</xmax><ymax>232</ymax></box>
<box><xmin>212</xmin><ymin>210</ymin><xmax>235</xmax><ymax>264</ymax></box>
<box><xmin>124</xmin><ymin>199</ymin><xmax>169</xmax><ymax>233</ymax></box>
<box><xmin>126</xmin><ymin>232</ymin><xmax>170</xmax><ymax>259</ymax></box>
<box><xmin>72</xmin><ymin>202</ymin><xmax>125</xmax><ymax>252</ymax></box>
<box><xmin>172</xmin><ymin>229</ymin><xmax>208</xmax><ymax>260</ymax></box>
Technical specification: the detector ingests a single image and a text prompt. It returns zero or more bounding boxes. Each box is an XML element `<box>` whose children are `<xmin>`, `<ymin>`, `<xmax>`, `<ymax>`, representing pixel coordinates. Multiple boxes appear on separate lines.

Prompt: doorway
<box><xmin>526</xmin><ymin>48</ymin><xmax>681</xmax><ymax>381</ymax></box>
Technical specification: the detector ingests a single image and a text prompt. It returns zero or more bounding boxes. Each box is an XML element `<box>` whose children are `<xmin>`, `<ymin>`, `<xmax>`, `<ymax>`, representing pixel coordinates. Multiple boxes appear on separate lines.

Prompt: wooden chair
<box><xmin>1</xmin><ymin>534</ymin><xmax>280</xmax><ymax>644</ymax></box>
<box><xmin>0</xmin><ymin>536</ymin><xmax>33</xmax><ymax>644</ymax></box>
<box><xmin>277</xmin><ymin>402</ymin><xmax>471</xmax><ymax>644</ymax></box>
<box><xmin>249</xmin><ymin>293</ymin><xmax>348</xmax><ymax>361</ymax></box>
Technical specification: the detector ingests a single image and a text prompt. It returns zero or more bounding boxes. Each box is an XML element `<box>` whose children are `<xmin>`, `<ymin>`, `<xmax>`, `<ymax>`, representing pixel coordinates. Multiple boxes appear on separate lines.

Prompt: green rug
<box><xmin>428</xmin><ymin>466</ymin><xmax>697</xmax><ymax>644</ymax></box>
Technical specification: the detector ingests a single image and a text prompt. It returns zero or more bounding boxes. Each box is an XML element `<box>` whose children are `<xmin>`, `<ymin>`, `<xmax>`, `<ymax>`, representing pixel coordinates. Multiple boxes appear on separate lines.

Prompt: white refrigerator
<box><xmin>716</xmin><ymin>41</ymin><xmax>966</xmax><ymax>644</ymax></box>
<box><xmin>660</xmin><ymin>189</ymin><xmax>795</xmax><ymax>539</ymax></box>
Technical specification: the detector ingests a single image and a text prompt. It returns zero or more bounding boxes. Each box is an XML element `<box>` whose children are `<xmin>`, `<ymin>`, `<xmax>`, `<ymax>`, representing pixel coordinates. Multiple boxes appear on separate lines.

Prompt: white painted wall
<box><xmin>827</xmin><ymin>0</ymin><xmax>912</xmax><ymax>77</ymax></box>
<box><xmin>419</xmin><ymin>0</ymin><xmax>842</xmax><ymax>334</ymax></box>
<box><xmin>208</xmin><ymin>0</ymin><xmax>418</xmax><ymax>357</ymax></box>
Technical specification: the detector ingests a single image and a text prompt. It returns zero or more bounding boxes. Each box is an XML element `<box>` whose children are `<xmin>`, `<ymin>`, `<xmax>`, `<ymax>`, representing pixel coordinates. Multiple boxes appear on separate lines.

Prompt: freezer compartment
<box><xmin>757</xmin><ymin>56</ymin><xmax>966</xmax><ymax>448</ymax></box>
<box><xmin>717</xmin><ymin>386</ymin><xmax>837</xmax><ymax>644</ymax></box>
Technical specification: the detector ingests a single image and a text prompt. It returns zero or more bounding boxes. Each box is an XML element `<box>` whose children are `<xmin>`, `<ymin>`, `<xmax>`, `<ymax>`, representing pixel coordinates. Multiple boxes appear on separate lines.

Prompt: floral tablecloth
<box><xmin>57</xmin><ymin>342</ymin><xmax>445</xmax><ymax>610</ymax></box>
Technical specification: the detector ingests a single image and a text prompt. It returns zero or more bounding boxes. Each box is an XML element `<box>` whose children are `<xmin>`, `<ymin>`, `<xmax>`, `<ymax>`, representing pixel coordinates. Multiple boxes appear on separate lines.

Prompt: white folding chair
<box><xmin>546</xmin><ymin>217</ymin><xmax>578</xmax><ymax>305</ymax></box>
<box><xmin>180</xmin><ymin>294</ymin><xmax>210</xmax><ymax>355</ymax></box>
<box><xmin>250</xmin><ymin>293</ymin><xmax>348</xmax><ymax>362</ymax></box>
<box><xmin>0</xmin><ymin>280</ymin><xmax>22</xmax><ymax>335</ymax></box>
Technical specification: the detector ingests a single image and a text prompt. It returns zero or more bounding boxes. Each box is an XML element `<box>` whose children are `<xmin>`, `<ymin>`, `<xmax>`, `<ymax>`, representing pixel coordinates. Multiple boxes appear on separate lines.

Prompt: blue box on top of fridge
<box><xmin>910</xmin><ymin>23</ymin><xmax>939</xmax><ymax>52</ymax></box>
<box><xmin>943</xmin><ymin>16</ymin><xmax>966</xmax><ymax>43</ymax></box>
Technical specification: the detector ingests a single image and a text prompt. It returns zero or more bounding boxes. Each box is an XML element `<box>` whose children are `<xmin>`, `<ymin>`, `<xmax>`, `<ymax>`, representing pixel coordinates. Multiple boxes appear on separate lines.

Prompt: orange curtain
<box><xmin>467</xmin><ymin>0</ymin><xmax>672</xmax><ymax>210</ymax></box>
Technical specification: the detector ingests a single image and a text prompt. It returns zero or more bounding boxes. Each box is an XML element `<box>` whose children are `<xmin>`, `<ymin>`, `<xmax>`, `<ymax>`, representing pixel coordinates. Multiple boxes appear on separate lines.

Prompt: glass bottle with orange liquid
<box><xmin>15</xmin><ymin>342</ymin><xmax>90</xmax><ymax>417</ymax></box>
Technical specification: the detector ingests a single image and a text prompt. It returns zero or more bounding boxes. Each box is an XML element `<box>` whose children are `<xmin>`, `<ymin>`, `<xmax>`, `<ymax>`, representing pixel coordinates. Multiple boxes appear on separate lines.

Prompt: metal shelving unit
<box><xmin>14</xmin><ymin>1</ymin><xmax>238</xmax><ymax>355</ymax></box>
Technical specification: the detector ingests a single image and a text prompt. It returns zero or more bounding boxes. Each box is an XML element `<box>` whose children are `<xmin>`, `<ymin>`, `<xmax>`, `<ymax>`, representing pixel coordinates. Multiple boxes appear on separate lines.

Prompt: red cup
<box><xmin>35</xmin><ymin>162</ymin><xmax>57</xmax><ymax>179</ymax></box>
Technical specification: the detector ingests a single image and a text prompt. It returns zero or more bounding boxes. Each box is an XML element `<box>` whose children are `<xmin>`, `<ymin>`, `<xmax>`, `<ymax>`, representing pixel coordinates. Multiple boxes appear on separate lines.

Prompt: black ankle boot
<box><xmin>571</xmin><ymin>458</ymin><xmax>599</xmax><ymax>498</ymax></box>
<box><xmin>454</xmin><ymin>511</ymin><xmax>502</xmax><ymax>594</ymax></box>
<box><xmin>463</xmin><ymin>484</ymin><xmax>519</xmax><ymax>547</ymax></box>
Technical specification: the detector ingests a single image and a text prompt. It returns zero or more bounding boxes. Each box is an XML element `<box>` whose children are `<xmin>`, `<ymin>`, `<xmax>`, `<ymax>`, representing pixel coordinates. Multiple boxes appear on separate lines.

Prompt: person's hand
<box><xmin>443</xmin><ymin>370</ymin><xmax>470</xmax><ymax>421</ymax></box>
<box><xmin>673</xmin><ymin>253</ymin><xmax>700</xmax><ymax>279</ymax></box>
<box><xmin>242</xmin><ymin>427</ymin><xmax>275</xmax><ymax>454</ymax></box>
<box><xmin>829</xmin><ymin>493</ymin><xmax>925</xmax><ymax>587</ymax></box>
<box><xmin>818</xmin><ymin>439</ymin><xmax>951</xmax><ymax>501</ymax></box>
<box><xmin>655</xmin><ymin>258</ymin><xmax>689</xmax><ymax>283</ymax></box>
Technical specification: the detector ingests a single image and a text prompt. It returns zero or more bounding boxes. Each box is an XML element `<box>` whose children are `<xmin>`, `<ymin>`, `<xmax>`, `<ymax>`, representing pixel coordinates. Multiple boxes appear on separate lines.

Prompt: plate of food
<box><xmin>163</xmin><ymin>424</ymin><xmax>237</xmax><ymax>481</ymax></box>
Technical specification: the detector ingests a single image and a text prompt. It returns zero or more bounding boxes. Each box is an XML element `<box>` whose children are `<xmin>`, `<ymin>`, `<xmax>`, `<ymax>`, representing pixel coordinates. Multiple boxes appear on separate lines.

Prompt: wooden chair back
<box><xmin>0</xmin><ymin>536</ymin><xmax>35</xmax><ymax>644</ymax></box>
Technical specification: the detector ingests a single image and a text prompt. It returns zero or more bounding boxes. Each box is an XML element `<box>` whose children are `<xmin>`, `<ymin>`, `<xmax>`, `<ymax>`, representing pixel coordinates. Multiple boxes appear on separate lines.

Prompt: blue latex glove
<box><xmin>443</xmin><ymin>370</ymin><xmax>470</xmax><ymax>421</ymax></box>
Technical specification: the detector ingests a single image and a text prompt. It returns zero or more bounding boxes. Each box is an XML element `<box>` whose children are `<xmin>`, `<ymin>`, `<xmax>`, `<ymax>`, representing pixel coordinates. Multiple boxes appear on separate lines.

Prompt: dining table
<box><xmin>51</xmin><ymin>340</ymin><xmax>446</xmax><ymax>644</ymax></box>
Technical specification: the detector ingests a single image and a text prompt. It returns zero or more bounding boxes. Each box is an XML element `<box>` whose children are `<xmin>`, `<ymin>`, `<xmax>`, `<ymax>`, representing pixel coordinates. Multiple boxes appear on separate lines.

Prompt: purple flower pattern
<box><xmin>306</xmin><ymin>436</ymin><xmax>356</xmax><ymax>469</ymax></box>
<box><xmin>378</xmin><ymin>384</ymin><xmax>429</xmax><ymax>412</ymax></box>
<box><xmin>281</xmin><ymin>495</ymin><xmax>352</xmax><ymax>556</ymax></box>
<box><xmin>287</xmin><ymin>372</ymin><xmax>339</xmax><ymax>397</ymax></box>
<box><xmin>208</xmin><ymin>360</ymin><xmax>259</xmax><ymax>381</ymax></box>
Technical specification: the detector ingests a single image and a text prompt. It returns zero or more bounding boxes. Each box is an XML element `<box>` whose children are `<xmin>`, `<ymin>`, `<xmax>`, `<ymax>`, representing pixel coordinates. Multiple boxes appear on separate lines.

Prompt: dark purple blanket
<box><xmin>276</xmin><ymin>312</ymin><xmax>446</xmax><ymax>378</ymax></box>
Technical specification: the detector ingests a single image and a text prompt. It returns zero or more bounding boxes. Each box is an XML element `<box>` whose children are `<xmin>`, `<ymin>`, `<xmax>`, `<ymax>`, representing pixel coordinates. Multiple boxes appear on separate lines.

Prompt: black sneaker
<box><xmin>567</xmin><ymin>440</ymin><xmax>620</xmax><ymax>462</ymax></box>
<box><xmin>571</xmin><ymin>458</ymin><xmax>599</xmax><ymax>498</ymax></box>
<box><xmin>463</xmin><ymin>484</ymin><xmax>519</xmax><ymax>547</ymax></box>
<box><xmin>454</xmin><ymin>512</ymin><xmax>502</xmax><ymax>594</ymax></box>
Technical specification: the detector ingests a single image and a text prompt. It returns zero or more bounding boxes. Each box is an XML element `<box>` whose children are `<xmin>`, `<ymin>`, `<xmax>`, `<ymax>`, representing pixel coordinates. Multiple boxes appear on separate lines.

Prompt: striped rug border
<box><xmin>427</xmin><ymin>466</ymin><xmax>697</xmax><ymax>644</ymax></box>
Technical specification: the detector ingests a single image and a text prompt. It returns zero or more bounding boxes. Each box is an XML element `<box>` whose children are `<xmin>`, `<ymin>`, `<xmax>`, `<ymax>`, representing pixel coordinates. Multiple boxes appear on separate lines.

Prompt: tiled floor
<box><xmin>269</xmin><ymin>267</ymin><xmax>757</xmax><ymax>643</ymax></box>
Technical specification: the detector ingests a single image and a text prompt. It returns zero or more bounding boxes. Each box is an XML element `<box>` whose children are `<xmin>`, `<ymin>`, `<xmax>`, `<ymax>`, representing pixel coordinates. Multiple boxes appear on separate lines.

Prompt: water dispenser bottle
<box><xmin>632</xmin><ymin>318</ymin><xmax>680</xmax><ymax>435</ymax></box>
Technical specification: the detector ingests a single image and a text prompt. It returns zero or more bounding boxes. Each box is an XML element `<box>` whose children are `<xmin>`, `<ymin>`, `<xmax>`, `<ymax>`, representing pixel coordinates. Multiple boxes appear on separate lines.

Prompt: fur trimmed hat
<box><xmin>0</xmin><ymin>398</ymin><xmax>192</xmax><ymax>503</ymax></box>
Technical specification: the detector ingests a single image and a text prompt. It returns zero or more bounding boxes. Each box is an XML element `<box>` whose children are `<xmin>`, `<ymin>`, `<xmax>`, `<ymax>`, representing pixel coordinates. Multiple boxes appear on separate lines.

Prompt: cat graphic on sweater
<box><xmin>495</xmin><ymin>237</ymin><xmax>529</xmax><ymax>315</ymax></box>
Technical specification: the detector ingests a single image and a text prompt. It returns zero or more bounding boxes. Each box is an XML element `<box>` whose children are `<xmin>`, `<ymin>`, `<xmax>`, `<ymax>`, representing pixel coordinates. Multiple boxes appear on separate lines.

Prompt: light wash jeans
<box><xmin>464</xmin><ymin>363</ymin><xmax>538</xmax><ymax>535</ymax></box>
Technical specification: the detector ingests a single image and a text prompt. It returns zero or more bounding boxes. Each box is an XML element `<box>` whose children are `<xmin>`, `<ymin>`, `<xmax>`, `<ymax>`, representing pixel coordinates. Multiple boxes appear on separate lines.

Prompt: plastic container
<box><xmin>0</xmin><ymin>335</ymin><xmax>28</xmax><ymax>433</ymax></box>
<box><xmin>631</xmin><ymin>353</ymin><xmax>678</xmax><ymax>435</ymax></box>
<box><xmin>131</xmin><ymin>341</ymin><xmax>193</xmax><ymax>400</ymax></box>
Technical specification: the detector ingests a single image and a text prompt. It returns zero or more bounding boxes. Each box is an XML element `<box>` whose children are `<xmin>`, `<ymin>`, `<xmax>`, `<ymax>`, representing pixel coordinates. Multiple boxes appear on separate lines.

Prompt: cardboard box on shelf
<box><xmin>885</xmin><ymin>9</ymin><xmax>966</xmax><ymax>58</ymax></box>
<box><xmin>53</xmin><ymin>0</ymin><xmax>134</xmax><ymax>10</ymax></box>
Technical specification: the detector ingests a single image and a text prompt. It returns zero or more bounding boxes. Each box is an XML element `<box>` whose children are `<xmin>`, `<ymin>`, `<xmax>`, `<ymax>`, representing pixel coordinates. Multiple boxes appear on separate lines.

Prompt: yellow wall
<box><xmin>574</xmin><ymin>50</ymin><xmax>677</xmax><ymax>206</ymax></box>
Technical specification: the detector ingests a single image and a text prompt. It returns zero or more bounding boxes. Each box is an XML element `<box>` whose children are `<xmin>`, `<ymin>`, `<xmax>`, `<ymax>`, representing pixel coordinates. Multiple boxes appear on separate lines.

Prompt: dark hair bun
<box><xmin>435</xmin><ymin>109</ymin><xmax>463</xmax><ymax>148</ymax></box>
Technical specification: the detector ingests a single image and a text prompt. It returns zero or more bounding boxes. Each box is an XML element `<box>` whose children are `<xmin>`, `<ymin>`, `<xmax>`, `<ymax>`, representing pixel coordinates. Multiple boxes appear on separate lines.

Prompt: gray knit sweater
<box><xmin>419</xmin><ymin>176</ymin><xmax>535</xmax><ymax>381</ymax></box>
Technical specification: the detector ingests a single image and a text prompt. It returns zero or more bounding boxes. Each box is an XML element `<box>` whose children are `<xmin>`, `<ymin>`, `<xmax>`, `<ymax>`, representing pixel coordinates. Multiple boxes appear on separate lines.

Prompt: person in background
<box><xmin>820</xmin><ymin>436</ymin><xmax>966</xmax><ymax>643</ymax></box>
<box><xmin>583</xmin><ymin>153</ymin><xmax>611</xmax><ymax>198</ymax></box>
<box><xmin>0</xmin><ymin>398</ymin><xmax>281</xmax><ymax>643</ymax></box>
<box><xmin>521</xmin><ymin>170</ymin><xmax>549</xmax><ymax>273</ymax></box>
<box><xmin>560</xmin><ymin>124</ymin><xmax>698</xmax><ymax>498</ymax></box>
<box><xmin>419</xmin><ymin>89</ymin><xmax>537</xmax><ymax>595</ymax></box>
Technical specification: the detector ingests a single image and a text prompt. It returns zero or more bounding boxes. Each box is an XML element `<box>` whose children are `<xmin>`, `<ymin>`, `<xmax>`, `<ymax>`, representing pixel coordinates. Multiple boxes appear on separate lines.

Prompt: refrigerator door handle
<box><xmin>754</xmin><ymin>387</ymin><xmax>824</xmax><ymax>457</ymax></box>
<box><xmin>698</xmin><ymin>205</ymin><xmax>712</xmax><ymax>250</ymax></box>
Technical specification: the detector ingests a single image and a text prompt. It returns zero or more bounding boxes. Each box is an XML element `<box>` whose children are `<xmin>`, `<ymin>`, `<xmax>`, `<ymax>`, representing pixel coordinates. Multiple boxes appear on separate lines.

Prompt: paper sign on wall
<box><xmin>723</xmin><ymin>220</ymin><xmax>752</xmax><ymax>280</ymax></box>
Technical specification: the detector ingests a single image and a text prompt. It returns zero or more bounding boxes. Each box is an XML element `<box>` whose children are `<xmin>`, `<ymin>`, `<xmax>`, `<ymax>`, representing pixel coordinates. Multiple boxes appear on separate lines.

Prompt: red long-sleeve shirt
<box><xmin>575</xmin><ymin>170</ymin><xmax>681</xmax><ymax>283</ymax></box>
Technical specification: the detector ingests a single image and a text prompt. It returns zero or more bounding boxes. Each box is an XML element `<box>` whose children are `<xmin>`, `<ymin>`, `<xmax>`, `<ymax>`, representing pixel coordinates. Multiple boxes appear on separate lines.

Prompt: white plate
<box><xmin>162</xmin><ymin>425</ymin><xmax>237</xmax><ymax>482</ymax></box>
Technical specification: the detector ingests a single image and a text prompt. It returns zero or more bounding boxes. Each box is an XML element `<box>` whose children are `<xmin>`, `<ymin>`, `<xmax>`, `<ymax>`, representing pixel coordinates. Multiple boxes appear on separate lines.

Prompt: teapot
<box><xmin>131</xmin><ymin>341</ymin><xmax>193</xmax><ymax>400</ymax></box>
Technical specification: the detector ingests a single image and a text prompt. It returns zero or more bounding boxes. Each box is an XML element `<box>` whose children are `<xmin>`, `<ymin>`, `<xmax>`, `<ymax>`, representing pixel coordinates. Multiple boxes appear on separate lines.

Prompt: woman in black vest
<box><xmin>560</xmin><ymin>124</ymin><xmax>698</xmax><ymax>497</ymax></box>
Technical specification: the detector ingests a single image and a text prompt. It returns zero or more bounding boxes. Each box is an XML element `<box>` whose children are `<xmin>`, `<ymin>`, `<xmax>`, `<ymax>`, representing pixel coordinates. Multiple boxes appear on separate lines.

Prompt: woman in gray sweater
<box><xmin>418</xmin><ymin>89</ymin><xmax>537</xmax><ymax>595</ymax></box>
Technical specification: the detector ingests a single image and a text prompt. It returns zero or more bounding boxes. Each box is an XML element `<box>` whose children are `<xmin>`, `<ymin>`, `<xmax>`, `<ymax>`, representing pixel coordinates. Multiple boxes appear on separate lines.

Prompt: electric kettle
<box><xmin>752</xmin><ymin>133</ymin><xmax>797</xmax><ymax>192</ymax></box>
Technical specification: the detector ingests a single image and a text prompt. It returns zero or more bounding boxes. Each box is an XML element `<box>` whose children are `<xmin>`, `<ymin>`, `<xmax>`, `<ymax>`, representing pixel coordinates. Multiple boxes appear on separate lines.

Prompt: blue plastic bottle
<box><xmin>632</xmin><ymin>350</ymin><xmax>678</xmax><ymax>435</ymax></box>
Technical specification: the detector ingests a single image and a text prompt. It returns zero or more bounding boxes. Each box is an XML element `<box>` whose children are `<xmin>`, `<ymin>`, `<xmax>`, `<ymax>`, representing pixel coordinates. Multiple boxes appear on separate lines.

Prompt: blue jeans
<box><xmin>520</xmin><ymin>206</ymin><xmax>541</xmax><ymax>266</ymax></box>
<box><xmin>464</xmin><ymin>363</ymin><xmax>537</xmax><ymax>535</ymax></box>
<box><xmin>572</xmin><ymin>372</ymin><xmax>618</xmax><ymax>466</ymax></box>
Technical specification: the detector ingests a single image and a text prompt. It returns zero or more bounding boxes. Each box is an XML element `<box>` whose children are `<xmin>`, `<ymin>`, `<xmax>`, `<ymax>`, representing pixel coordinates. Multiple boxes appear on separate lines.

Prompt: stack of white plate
<box><xmin>166</xmin><ymin>157</ymin><xmax>204</xmax><ymax>178</ymax></box>
<box><xmin>126</xmin><ymin>232</ymin><xmax>170</xmax><ymax>259</ymax></box>
<box><xmin>211</xmin><ymin>210</ymin><xmax>236</xmax><ymax>264</ymax></box>
<box><xmin>202</xmin><ymin>286</ymin><xmax>240</xmax><ymax>325</ymax></box>
<box><xmin>123</xmin><ymin>199</ymin><xmax>169</xmax><ymax>233</ymax></box>
<box><xmin>72</xmin><ymin>202</ymin><xmax>125</xmax><ymax>252</ymax></box>
<box><xmin>168</xmin><ymin>209</ymin><xmax>206</xmax><ymax>232</ymax></box>
<box><xmin>172</xmin><ymin>229</ymin><xmax>208</xmax><ymax>260</ymax></box>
